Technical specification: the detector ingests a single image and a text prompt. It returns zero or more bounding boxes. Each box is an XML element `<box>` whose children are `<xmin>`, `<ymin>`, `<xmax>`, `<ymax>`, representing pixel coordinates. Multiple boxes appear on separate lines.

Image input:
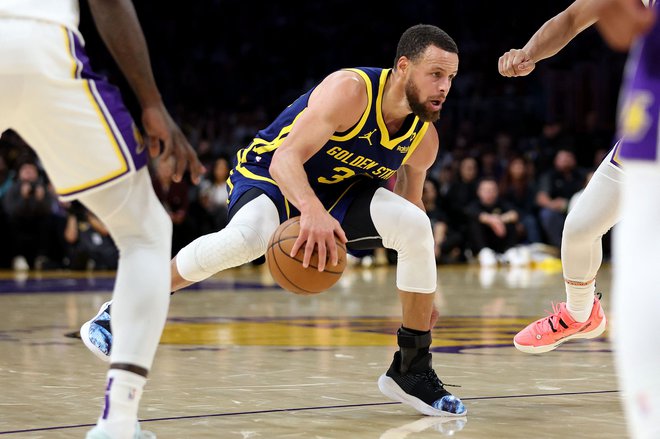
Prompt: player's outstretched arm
<box><xmin>87</xmin><ymin>0</ymin><xmax>204</xmax><ymax>183</ymax></box>
<box><xmin>595</xmin><ymin>0</ymin><xmax>656</xmax><ymax>51</ymax></box>
<box><xmin>499</xmin><ymin>0</ymin><xmax>600</xmax><ymax>77</ymax></box>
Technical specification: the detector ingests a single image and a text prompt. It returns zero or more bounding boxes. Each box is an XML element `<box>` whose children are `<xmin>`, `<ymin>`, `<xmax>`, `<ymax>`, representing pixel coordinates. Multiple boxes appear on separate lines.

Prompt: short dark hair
<box><xmin>394</xmin><ymin>24</ymin><xmax>458</xmax><ymax>68</ymax></box>
<box><xmin>478</xmin><ymin>176</ymin><xmax>498</xmax><ymax>187</ymax></box>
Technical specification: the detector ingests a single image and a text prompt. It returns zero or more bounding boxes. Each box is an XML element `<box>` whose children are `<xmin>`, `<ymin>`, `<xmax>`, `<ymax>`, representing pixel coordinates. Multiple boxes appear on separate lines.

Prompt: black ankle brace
<box><xmin>397</xmin><ymin>326</ymin><xmax>431</xmax><ymax>373</ymax></box>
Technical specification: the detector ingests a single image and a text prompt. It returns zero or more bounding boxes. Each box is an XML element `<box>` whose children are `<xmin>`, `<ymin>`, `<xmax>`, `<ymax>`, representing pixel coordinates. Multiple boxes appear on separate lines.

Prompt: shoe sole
<box><xmin>377</xmin><ymin>374</ymin><xmax>467</xmax><ymax>417</ymax></box>
<box><xmin>86</xmin><ymin>425</ymin><xmax>156</xmax><ymax>438</ymax></box>
<box><xmin>80</xmin><ymin>301</ymin><xmax>112</xmax><ymax>363</ymax></box>
<box><xmin>513</xmin><ymin>314</ymin><xmax>607</xmax><ymax>354</ymax></box>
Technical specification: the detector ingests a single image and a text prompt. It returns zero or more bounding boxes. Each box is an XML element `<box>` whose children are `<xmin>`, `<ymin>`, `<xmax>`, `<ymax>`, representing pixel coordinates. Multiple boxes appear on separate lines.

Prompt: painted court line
<box><xmin>0</xmin><ymin>389</ymin><xmax>619</xmax><ymax>435</ymax></box>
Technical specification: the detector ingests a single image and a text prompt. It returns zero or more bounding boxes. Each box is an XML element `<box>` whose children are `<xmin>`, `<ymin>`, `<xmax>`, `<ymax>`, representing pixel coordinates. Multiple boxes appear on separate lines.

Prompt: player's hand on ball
<box><xmin>267</xmin><ymin>217</ymin><xmax>347</xmax><ymax>295</ymax></box>
<box><xmin>292</xmin><ymin>208</ymin><xmax>347</xmax><ymax>272</ymax></box>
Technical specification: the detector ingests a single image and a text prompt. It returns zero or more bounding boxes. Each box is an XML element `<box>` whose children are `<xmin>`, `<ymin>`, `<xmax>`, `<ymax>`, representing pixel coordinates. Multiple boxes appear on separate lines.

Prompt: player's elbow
<box><xmin>269</xmin><ymin>150</ymin><xmax>289</xmax><ymax>182</ymax></box>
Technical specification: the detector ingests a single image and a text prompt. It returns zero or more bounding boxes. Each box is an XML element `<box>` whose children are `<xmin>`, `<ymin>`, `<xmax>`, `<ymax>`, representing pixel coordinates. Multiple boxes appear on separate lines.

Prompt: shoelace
<box><xmin>535</xmin><ymin>302</ymin><xmax>568</xmax><ymax>334</ymax></box>
<box><xmin>422</xmin><ymin>369</ymin><xmax>461</xmax><ymax>390</ymax></box>
<box><xmin>536</xmin><ymin>293</ymin><xmax>602</xmax><ymax>334</ymax></box>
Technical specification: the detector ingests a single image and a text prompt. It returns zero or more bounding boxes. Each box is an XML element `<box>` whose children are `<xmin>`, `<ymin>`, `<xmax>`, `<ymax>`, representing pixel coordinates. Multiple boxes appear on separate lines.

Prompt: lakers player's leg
<box><xmin>561</xmin><ymin>149</ymin><xmax>622</xmax><ymax>321</ymax></box>
<box><xmin>78</xmin><ymin>188</ymin><xmax>281</xmax><ymax>364</ymax></box>
<box><xmin>173</xmin><ymin>188</ymin><xmax>280</xmax><ymax>288</ymax></box>
<box><xmin>513</xmin><ymin>152</ymin><xmax>617</xmax><ymax>353</ymax></box>
<box><xmin>10</xmin><ymin>22</ymin><xmax>167</xmax><ymax>436</ymax></box>
<box><xmin>614</xmin><ymin>161</ymin><xmax>660</xmax><ymax>439</ymax></box>
<box><xmin>79</xmin><ymin>168</ymin><xmax>172</xmax><ymax>437</ymax></box>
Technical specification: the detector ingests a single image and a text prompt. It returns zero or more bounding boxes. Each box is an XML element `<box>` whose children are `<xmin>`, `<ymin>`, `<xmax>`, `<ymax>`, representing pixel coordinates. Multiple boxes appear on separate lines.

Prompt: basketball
<box><xmin>266</xmin><ymin>216</ymin><xmax>347</xmax><ymax>295</ymax></box>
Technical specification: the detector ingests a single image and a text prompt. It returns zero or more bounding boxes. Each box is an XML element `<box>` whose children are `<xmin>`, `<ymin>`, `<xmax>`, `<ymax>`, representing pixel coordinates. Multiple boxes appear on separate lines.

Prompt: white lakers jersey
<box><xmin>0</xmin><ymin>0</ymin><xmax>79</xmax><ymax>31</ymax></box>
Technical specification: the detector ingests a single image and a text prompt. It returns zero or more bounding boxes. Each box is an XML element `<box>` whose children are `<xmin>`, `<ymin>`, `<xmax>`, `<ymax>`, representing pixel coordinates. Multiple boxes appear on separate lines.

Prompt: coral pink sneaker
<box><xmin>514</xmin><ymin>294</ymin><xmax>606</xmax><ymax>354</ymax></box>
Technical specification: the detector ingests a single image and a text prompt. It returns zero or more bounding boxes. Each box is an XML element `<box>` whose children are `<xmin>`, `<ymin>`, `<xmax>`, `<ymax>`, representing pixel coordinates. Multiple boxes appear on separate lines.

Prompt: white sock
<box><xmin>565</xmin><ymin>279</ymin><xmax>595</xmax><ymax>322</ymax></box>
<box><xmin>96</xmin><ymin>369</ymin><xmax>146</xmax><ymax>439</ymax></box>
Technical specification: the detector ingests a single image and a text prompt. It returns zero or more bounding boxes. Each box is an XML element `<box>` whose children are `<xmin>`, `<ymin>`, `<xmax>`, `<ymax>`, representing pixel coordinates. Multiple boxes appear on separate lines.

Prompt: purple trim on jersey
<box><xmin>609</xmin><ymin>140</ymin><xmax>624</xmax><ymax>169</ymax></box>
<box><xmin>102</xmin><ymin>377</ymin><xmax>114</xmax><ymax>420</ymax></box>
<box><xmin>70</xmin><ymin>31</ymin><xmax>147</xmax><ymax>172</ymax></box>
<box><xmin>618</xmin><ymin>21</ymin><xmax>660</xmax><ymax>161</ymax></box>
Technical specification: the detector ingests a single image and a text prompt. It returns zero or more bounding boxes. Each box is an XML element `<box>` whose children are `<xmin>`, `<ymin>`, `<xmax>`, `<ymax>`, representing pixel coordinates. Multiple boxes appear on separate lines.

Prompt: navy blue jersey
<box><xmin>227</xmin><ymin>67</ymin><xmax>430</xmax><ymax>222</ymax></box>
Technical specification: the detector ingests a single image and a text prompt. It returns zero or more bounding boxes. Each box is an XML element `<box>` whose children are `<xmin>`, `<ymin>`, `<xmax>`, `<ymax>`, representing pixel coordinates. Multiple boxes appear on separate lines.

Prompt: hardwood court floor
<box><xmin>0</xmin><ymin>262</ymin><xmax>623</xmax><ymax>438</ymax></box>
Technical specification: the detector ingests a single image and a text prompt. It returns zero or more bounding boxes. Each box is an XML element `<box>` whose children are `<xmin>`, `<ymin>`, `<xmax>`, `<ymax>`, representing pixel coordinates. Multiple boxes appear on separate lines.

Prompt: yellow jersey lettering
<box><xmin>373</xmin><ymin>166</ymin><xmax>396</xmax><ymax>179</ymax></box>
<box><xmin>334</xmin><ymin>149</ymin><xmax>353</xmax><ymax>162</ymax></box>
<box><xmin>362</xmin><ymin>159</ymin><xmax>378</xmax><ymax>170</ymax></box>
<box><xmin>349</xmin><ymin>155</ymin><xmax>367</xmax><ymax>167</ymax></box>
<box><xmin>318</xmin><ymin>166</ymin><xmax>356</xmax><ymax>184</ymax></box>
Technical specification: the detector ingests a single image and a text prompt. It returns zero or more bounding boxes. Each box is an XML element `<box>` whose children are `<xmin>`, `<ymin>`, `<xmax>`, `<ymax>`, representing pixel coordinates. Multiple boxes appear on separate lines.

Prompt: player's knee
<box><xmin>563</xmin><ymin>208</ymin><xmax>597</xmax><ymax>242</ymax></box>
<box><xmin>391</xmin><ymin>207</ymin><xmax>436</xmax><ymax>293</ymax></box>
<box><xmin>231</xmin><ymin>220</ymin><xmax>275</xmax><ymax>260</ymax></box>
<box><xmin>145</xmin><ymin>204</ymin><xmax>172</xmax><ymax>248</ymax></box>
<box><xmin>190</xmin><ymin>219</ymin><xmax>277</xmax><ymax>276</ymax></box>
<box><xmin>106</xmin><ymin>194</ymin><xmax>172</xmax><ymax>254</ymax></box>
<box><xmin>385</xmin><ymin>204</ymin><xmax>434</xmax><ymax>257</ymax></box>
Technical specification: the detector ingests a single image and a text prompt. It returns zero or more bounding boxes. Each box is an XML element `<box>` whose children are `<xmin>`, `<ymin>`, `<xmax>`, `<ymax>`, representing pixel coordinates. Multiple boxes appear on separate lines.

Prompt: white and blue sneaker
<box><xmin>86</xmin><ymin>422</ymin><xmax>155</xmax><ymax>439</ymax></box>
<box><xmin>378</xmin><ymin>352</ymin><xmax>467</xmax><ymax>417</ymax></box>
<box><xmin>80</xmin><ymin>301</ymin><xmax>113</xmax><ymax>363</ymax></box>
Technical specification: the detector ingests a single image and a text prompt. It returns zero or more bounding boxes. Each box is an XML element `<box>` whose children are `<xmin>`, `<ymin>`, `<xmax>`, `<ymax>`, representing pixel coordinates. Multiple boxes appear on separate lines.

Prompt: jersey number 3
<box><xmin>317</xmin><ymin>166</ymin><xmax>356</xmax><ymax>184</ymax></box>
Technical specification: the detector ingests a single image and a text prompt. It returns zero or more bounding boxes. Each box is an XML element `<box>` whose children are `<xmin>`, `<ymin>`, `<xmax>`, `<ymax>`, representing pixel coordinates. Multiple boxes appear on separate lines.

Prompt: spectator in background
<box><xmin>0</xmin><ymin>155</ymin><xmax>14</xmax><ymax>268</ymax></box>
<box><xmin>2</xmin><ymin>160</ymin><xmax>55</xmax><ymax>270</ymax></box>
<box><xmin>64</xmin><ymin>201</ymin><xmax>119</xmax><ymax>270</ymax></box>
<box><xmin>500</xmin><ymin>155</ymin><xmax>542</xmax><ymax>243</ymax></box>
<box><xmin>43</xmin><ymin>182</ymin><xmax>72</xmax><ymax>269</ymax></box>
<box><xmin>479</xmin><ymin>148</ymin><xmax>503</xmax><ymax>180</ymax></box>
<box><xmin>422</xmin><ymin>176</ymin><xmax>464</xmax><ymax>264</ymax></box>
<box><xmin>0</xmin><ymin>155</ymin><xmax>13</xmax><ymax>199</ymax></box>
<box><xmin>445</xmin><ymin>156</ymin><xmax>479</xmax><ymax>240</ymax></box>
<box><xmin>435</xmin><ymin>163</ymin><xmax>454</xmax><ymax>207</ymax></box>
<box><xmin>466</xmin><ymin>177</ymin><xmax>522</xmax><ymax>266</ymax></box>
<box><xmin>198</xmin><ymin>155</ymin><xmax>231</xmax><ymax>232</ymax></box>
<box><xmin>535</xmin><ymin>149</ymin><xmax>585</xmax><ymax>248</ymax></box>
<box><xmin>152</xmin><ymin>156</ymin><xmax>192</xmax><ymax>255</ymax></box>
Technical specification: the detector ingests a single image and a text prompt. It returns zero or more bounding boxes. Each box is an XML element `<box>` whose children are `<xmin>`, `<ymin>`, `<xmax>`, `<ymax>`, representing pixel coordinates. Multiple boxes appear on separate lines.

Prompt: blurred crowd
<box><xmin>0</xmin><ymin>0</ymin><xmax>624</xmax><ymax>270</ymax></box>
<box><xmin>0</xmin><ymin>127</ymin><xmax>608</xmax><ymax>271</ymax></box>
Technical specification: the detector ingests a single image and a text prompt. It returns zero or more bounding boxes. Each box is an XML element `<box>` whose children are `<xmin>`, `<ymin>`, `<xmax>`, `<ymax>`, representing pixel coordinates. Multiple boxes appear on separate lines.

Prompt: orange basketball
<box><xmin>266</xmin><ymin>216</ymin><xmax>347</xmax><ymax>295</ymax></box>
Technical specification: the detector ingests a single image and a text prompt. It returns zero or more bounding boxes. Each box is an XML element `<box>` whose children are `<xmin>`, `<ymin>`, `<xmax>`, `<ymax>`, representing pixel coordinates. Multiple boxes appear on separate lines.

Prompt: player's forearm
<box><xmin>270</xmin><ymin>152</ymin><xmax>324</xmax><ymax>215</ymax></box>
<box><xmin>87</xmin><ymin>0</ymin><xmax>162</xmax><ymax>108</ymax></box>
<box><xmin>523</xmin><ymin>1</ymin><xmax>597</xmax><ymax>63</ymax></box>
<box><xmin>393</xmin><ymin>178</ymin><xmax>424</xmax><ymax>211</ymax></box>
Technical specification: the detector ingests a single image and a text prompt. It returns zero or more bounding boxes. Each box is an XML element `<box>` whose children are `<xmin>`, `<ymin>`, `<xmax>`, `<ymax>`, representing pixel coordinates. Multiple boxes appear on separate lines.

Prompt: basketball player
<box><xmin>596</xmin><ymin>0</ymin><xmax>659</xmax><ymax>437</ymax></box>
<box><xmin>0</xmin><ymin>1</ymin><xmax>204</xmax><ymax>438</ymax></box>
<box><xmin>498</xmin><ymin>0</ymin><xmax>633</xmax><ymax>353</ymax></box>
<box><xmin>81</xmin><ymin>24</ymin><xmax>467</xmax><ymax>417</ymax></box>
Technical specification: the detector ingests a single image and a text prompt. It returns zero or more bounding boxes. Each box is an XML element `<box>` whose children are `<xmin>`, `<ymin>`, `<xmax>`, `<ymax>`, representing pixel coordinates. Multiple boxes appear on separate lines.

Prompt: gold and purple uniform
<box><xmin>0</xmin><ymin>0</ymin><xmax>147</xmax><ymax>200</ymax></box>
<box><xmin>227</xmin><ymin>67</ymin><xmax>429</xmax><ymax>223</ymax></box>
<box><xmin>618</xmin><ymin>0</ymin><xmax>660</xmax><ymax>162</ymax></box>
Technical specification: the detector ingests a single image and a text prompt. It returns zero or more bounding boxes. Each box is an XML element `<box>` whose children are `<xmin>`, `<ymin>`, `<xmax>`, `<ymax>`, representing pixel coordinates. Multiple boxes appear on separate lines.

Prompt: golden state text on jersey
<box><xmin>227</xmin><ymin>67</ymin><xmax>429</xmax><ymax>220</ymax></box>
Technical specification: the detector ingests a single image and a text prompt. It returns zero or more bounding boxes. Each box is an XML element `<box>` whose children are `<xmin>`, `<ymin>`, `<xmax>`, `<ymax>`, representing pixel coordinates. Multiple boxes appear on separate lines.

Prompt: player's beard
<box><xmin>405</xmin><ymin>79</ymin><xmax>441</xmax><ymax>123</ymax></box>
